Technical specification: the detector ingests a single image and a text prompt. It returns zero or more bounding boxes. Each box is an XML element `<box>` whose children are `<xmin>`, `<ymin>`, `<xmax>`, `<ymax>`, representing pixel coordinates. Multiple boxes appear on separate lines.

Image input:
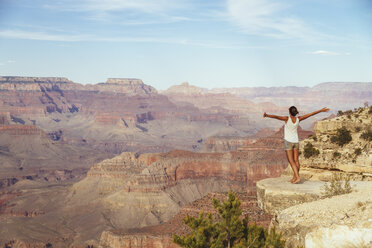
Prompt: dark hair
<box><xmin>289</xmin><ymin>106</ymin><xmax>299</xmax><ymax>116</ymax></box>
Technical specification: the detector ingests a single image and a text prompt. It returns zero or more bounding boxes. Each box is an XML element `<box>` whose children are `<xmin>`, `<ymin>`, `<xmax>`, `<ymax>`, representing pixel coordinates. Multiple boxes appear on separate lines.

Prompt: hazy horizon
<box><xmin>1</xmin><ymin>75</ymin><xmax>372</xmax><ymax>91</ymax></box>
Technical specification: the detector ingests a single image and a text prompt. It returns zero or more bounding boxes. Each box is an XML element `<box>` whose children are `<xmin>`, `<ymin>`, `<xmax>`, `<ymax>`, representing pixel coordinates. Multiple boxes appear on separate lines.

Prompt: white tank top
<box><xmin>284</xmin><ymin>116</ymin><xmax>299</xmax><ymax>143</ymax></box>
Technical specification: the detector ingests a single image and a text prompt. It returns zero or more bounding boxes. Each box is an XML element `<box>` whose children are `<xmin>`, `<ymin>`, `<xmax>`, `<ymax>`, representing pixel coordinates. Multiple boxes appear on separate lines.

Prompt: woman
<box><xmin>263</xmin><ymin>106</ymin><xmax>329</xmax><ymax>184</ymax></box>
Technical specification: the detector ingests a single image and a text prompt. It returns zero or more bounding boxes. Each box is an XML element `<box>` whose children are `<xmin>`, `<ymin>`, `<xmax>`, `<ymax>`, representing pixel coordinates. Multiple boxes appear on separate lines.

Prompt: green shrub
<box><xmin>355</xmin><ymin>126</ymin><xmax>361</xmax><ymax>132</ymax></box>
<box><xmin>322</xmin><ymin>174</ymin><xmax>352</xmax><ymax>198</ymax></box>
<box><xmin>360</xmin><ymin>128</ymin><xmax>372</xmax><ymax>141</ymax></box>
<box><xmin>354</xmin><ymin>148</ymin><xmax>362</xmax><ymax>156</ymax></box>
<box><xmin>330</xmin><ymin>127</ymin><xmax>352</xmax><ymax>146</ymax></box>
<box><xmin>173</xmin><ymin>191</ymin><xmax>286</xmax><ymax>248</ymax></box>
<box><xmin>333</xmin><ymin>151</ymin><xmax>341</xmax><ymax>159</ymax></box>
<box><xmin>308</xmin><ymin>134</ymin><xmax>317</xmax><ymax>141</ymax></box>
<box><xmin>303</xmin><ymin>142</ymin><xmax>320</xmax><ymax>158</ymax></box>
<box><xmin>337</xmin><ymin>110</ymin><xmax>344</xmax><ymax>116</ymax></box>
<box><xmin>344</xmin><ymin>110</ymin><xmax>353</xmax><ymax>115</ymax></box>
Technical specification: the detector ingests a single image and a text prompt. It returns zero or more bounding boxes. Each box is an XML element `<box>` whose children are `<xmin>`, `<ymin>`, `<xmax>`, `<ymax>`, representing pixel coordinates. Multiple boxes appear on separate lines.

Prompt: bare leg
<box><xmin>292</xmin><ymin>148</ymin><xmax>301</xmax><ymax>183</ymax></box>
<box><xmin>285</xmin><ymin>150</ymin><xmax>300</xmax><ymax>183</ymax></box>
<box><xmin>285</xmin><ymin>150</ymin><xmax>296</xmax><ymax>182</ymax></box>
<box><xmin>294</xmin><ymin>148</ymin><xmax>300</xmax><ymax>173</ymax></box>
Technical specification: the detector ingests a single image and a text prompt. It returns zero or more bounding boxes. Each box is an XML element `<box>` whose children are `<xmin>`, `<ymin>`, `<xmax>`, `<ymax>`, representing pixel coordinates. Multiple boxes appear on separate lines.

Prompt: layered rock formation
<box><xmin>0</xmin><ymin>145</ymin><xmax>287</xmax><ymax>247</ymax></box>
<box><xmin>0</xmin><ymin>122</ymin><xmax>111</xmax><ymax>188</ymax></box>
<box><xmin>201</xmin><ymin>136</ymin><xmax>255</xmax><ymax>152</ymax></box>
<box><xmin>201</xmin><ymin>126</ymin><xmax>313</xmax><ymax>153</ymax></box>
<box><xmin>98</xmin><ymin>192</ymin><xmax>272</xmax><ymax>248</ymax></box>
<box><xmin>1</xmin><ymin>77</ymin><xmax>371</xmax><ymax>247</ymax></box>
<box><xmin>161</xmin><ymin>82</ymin><xmax>287</xmax><ymax>131</ymax></box>
<box><xmin>0</xmin><ymin>77</ymin><xmax>253</xmax><ymax>155</ymax></box>
<box><xmin>209</xmin><ymin>82</ymin><xmax>372</xmax><ymax>112</ymax></box>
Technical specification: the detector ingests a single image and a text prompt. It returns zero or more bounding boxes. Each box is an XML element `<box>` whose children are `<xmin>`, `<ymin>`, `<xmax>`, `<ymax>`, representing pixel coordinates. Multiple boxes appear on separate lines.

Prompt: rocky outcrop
<box><xmin>257</xmin><ymin>177</ymin><xmax>372</xmax><ymax>215</ymax></box>
<box><xmin>270</xmin><ymin>185</ymin><xmax>372</xmax><ymax>248</ymax></box>
<box><xmin>256</xmin><ymin>176</ymin><xmax>372</xmax><ymax>247</ymax></box>
<box><xmin>256</xmin><ymin>107</ymin><xmax>372</xmax><ymax>247</ymax></box>
<box><xmin>256</xmin><ymin>177</ymin><xmax>323</xmax><ymax>215</ymax></box>
<box><xmin>291</xmin><ymin>107</ymin><xmax>372</xmax><ymax>180</ymax></box>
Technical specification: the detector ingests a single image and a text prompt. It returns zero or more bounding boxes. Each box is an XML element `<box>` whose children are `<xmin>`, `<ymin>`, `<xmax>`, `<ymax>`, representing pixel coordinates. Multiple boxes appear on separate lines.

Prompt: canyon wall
<box><xmin>0</xmin><ymin>77</ymin><xmax>253</xmax><ymax>155</ymax></box>
<box><xmin>209</xmin><ymin>82</ymin><xmax>372</xmax><ymax>111</ymax></box>
<box><xmin>0</xmin><ymin>145</ymin><xmax>287</xmax><ymax>247</ymax></box>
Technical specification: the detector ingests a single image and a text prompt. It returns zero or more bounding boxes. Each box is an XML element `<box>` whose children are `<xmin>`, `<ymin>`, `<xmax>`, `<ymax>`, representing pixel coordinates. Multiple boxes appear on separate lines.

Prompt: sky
<box><xmin>0</xmin><ymin>0</ymin><xmax>372</xmax><ymax>89</ymax></box>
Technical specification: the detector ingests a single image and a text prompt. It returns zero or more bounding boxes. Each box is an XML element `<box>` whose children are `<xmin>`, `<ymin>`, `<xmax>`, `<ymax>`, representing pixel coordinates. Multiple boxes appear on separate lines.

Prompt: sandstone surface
<box><xmin>257</xmin><ymin>176</ymin><xmax>372</xmax><ymax>215</ymax></box>
<box><xmin>271</xmin><ymin>186</ymin><xmax>372</xmax><ymax>248</ymax></box>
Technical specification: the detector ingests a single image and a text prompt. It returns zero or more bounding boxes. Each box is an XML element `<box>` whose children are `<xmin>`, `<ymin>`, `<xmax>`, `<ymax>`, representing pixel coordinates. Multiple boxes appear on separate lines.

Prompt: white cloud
<box><xmin>0</xmin><ymin>29</ymin><xmax>260</xmax><ymax>49</ymax></box>
<box><xmin>43</xmin><ymin>0</ymin><xmax>188</xmax><ymax>15</ymax></box>
<box><xmin>42</xmin><ymin>0</ymin><xmax>194</xmax><ymax>26</ymax></box>
<box><xmin>0</xmin><ymin>30</ymin><xmax>90</xmax><ymax>41</ymax></box>
<box><xmin>311</xmin><ymin>50</ymin><xmax>340</xmax><ymax>56</ymax></box>
<box><xmin>225</xmin><ymin>0</ymin><xmax>324</xmax><ymax>40</ymax></box>
<box><xmin>0</xmin><ymin>59</ymin><xmax>16</xmax><ymax>66</ymax></box>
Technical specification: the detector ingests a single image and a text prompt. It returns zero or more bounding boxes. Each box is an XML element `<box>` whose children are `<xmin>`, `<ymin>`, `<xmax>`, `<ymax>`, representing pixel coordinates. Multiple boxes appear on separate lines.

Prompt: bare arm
<box><xmin>299</xmin><ymin>107</ymin><xmax>330</xmax><ymax>121</ymax></box>
<box><xmin>263</xmin><ymin>112</ymin><xmax>288</xmax><ymax>121</ymax></box>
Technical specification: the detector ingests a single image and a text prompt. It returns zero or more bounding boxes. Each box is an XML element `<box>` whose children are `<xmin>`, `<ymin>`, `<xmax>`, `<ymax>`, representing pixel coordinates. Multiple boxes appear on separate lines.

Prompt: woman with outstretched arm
<box><xmin>263</xmin><ymin>106</ymin><xmax>329</xmax><ymax>184</ymax></box>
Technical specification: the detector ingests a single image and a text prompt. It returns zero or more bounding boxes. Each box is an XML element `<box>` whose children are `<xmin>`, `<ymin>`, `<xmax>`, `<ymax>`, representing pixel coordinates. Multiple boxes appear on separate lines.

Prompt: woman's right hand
<box><xmin>263</xmin><ymin>112</ymin><xmax>267</xmax><ymax>118</ymax></box>
<box><xmin>321</xmin><ymin>107</ymin><xmax>330</xmax><ymax>112</ymax></box>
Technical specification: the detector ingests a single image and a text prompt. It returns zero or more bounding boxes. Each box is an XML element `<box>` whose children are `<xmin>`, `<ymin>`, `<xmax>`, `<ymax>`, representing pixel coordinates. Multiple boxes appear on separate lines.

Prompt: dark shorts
<box><xmin>284</xmin><ymin>140</ymin><xmax>299</xmax><ymax>150</ymax></box>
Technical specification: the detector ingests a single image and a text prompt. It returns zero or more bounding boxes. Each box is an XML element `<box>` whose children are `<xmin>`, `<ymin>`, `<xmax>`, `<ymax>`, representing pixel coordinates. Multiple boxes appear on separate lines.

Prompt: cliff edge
<box><xmin>256</xmin><ymin>106</ymin><xmax>372</xmax><ymax>248</ymax></box>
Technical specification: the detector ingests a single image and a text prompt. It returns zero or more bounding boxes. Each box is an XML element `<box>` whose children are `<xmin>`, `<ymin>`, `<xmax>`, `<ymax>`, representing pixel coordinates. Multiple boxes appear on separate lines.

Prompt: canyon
<box><xmin>0</xmin><ymin>76</ymin><xmax>371</xmax><ymax>247</ymax></box>
<box><xmin>0</xmin><ymin>124</ymin><xmax>290</xmax><ymax>247</ymax></box>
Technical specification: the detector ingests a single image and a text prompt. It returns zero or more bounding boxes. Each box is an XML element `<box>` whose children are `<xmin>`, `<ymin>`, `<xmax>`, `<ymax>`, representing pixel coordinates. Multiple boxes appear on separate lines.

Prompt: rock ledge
<box><xmin>257</xmin><ymin>176</ymin><xmax>372</xmax><ymax>247</ymax></box>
